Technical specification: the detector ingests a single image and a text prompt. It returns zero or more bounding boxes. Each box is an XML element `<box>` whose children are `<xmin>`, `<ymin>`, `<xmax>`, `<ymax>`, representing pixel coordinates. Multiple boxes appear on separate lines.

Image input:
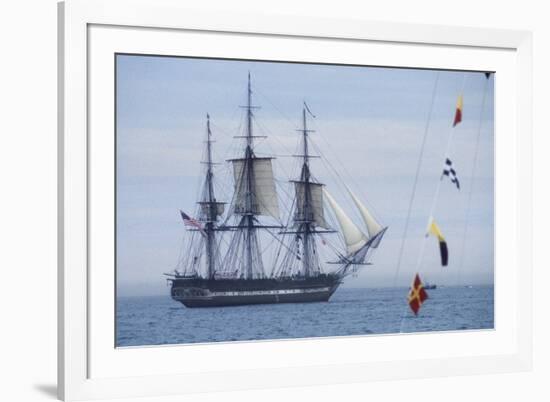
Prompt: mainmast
<box><xmin>243</xmin><ymin>73</ymin><xmax>256</xmax><ymax>279</ymax></box>
<box><xmin>298</xmin><ymin>106</ymin><xmax>315</xmax><ymax>277</ymax></box>
<box><xmin>224</xmin><ymin>73</ymin><xmax>280</xmax><ymax>280</ymax></box>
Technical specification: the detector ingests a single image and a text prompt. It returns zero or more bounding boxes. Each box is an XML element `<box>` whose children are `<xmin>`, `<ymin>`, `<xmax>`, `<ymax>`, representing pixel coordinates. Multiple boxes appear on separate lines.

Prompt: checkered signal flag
<box><xmin>442</xmin><ymin>158</ymin><xmax>460</xmax><ymax>190</ymax></box>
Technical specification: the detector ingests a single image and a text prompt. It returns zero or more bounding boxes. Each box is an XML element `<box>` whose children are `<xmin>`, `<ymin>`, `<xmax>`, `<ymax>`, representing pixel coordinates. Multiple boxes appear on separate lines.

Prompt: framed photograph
<box><xmin>58</xmin><ymin>0</ymin><xmax>532</xmax><ymax>400</ymax></box>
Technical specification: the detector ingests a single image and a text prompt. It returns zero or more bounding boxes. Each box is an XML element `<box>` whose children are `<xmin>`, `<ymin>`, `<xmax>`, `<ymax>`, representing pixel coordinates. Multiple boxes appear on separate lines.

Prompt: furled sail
<box><xmin>199</xmin><ymin>202</ymin><xmax>225</xmax><ymax>218</ymax></box>
<box><xmin>294</xmin><ymin>181</ymin><xmax>328</xmax><ymax>228</ymax></box>
<box><xmin>323</xmin><ymin>189</ymin><xmax>368</xmax><ymax>254</ymax></box>
<box><xmin>232</xmin><ymin>157</ymin><xmax>280</xmax><ymax>219</ymax></box>
<box><xmin>347</xmin><ymin>189</ymin><xmax>382</xmax><ymax>239</ymax></box>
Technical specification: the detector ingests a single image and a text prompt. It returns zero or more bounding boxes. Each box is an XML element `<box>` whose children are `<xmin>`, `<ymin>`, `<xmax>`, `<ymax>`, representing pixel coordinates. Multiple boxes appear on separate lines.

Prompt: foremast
<box><xmin>276</xmin><ymin>103</ymin><xmax>387</xmax><ymax>279</ymax></box>
<box><xmin>273</xmin><ymin>104</ymin><xmax>335</xmax><ymax>278</ymax></box>
<box><xmin>295</xmin><ymin>106</ymin><xmax>322</xmax><ymax>277</ymax></box>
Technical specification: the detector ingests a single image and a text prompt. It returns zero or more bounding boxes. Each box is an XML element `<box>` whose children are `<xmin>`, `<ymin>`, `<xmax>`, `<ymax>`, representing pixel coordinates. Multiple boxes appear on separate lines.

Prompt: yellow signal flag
<box><xmin>427</xmin><ymin>218</ymin><xmax>448</xmax><ymax>266</ymax></box>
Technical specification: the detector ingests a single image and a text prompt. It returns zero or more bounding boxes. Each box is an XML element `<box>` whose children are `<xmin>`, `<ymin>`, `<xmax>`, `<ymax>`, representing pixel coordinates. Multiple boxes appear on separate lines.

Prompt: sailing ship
<box><xmin>166</xmin><ymin>74</ymin><xmax>387</xmax><ymax>307</ymax></box>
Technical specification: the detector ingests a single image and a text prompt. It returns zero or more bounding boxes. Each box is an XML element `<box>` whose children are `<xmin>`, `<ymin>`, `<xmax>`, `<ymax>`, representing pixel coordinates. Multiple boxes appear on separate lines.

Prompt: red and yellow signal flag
<box><xmin>408</xmin><ymin>273</ymin><xmax>429</xmax><ymax>316</ymax></box>
<box><xmin>427</xmin><ymin>217</ymin><xmax>449</xmax><ymax>266</ymax></box>
<box><xmin>453</xmin><ymin>94</ymin><xmax>463</xmax><ymax>127</ymax></box>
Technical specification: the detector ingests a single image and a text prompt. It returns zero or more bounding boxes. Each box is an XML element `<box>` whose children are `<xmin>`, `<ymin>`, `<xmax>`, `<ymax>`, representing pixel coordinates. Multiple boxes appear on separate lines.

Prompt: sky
<box><xmin>116</xmin><ymin>54</ymin><xmax>494</xmax><ymax>296</ymax></box>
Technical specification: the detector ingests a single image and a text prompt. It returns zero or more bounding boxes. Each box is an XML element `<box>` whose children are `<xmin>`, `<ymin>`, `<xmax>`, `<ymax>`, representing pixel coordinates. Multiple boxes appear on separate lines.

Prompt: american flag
<box><xmin>179</xmin><ymin>210</ymin><xmax>205</xmax><ymax>235</ymax></box>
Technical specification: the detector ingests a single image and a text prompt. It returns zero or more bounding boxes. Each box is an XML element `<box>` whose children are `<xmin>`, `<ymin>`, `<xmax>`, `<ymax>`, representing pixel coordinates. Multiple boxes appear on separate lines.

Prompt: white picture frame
<box><xmin>58</xmin><ymin>0</ymin><xmax>533</xmax><ymax>400</ymax></box>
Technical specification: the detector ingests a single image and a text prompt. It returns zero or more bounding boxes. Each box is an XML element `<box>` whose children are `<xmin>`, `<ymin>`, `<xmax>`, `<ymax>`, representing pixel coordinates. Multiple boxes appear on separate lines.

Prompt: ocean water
<box><xmin>116</xmin><ymin>285</ymin><xmax>494</xmax><ymax>347</ymax></box>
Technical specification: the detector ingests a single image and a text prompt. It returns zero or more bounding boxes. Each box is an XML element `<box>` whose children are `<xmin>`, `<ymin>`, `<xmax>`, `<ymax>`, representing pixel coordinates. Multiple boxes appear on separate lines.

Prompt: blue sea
<box><xmin>116</xmin><ymin>285</ymin><xmax>494</xmax><ymax>347</ymax></box>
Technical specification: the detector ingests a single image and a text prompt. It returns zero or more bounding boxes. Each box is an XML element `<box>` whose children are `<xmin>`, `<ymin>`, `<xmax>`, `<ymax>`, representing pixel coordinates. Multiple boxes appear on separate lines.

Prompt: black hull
<box><xmin>170</xmin><ymin>275</ymin><xmax>342</xmax><ymax>308</ymax></box>
<box><xmin>177</xmin><ymin>289</ymin><xmax>334</xmax><ymax>307</ymax></box>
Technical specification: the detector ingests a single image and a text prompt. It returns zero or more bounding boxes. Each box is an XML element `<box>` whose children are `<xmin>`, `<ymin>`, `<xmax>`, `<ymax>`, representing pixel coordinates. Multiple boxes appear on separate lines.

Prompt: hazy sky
<box><xmin>116</xmin><ymin>54</ymin><xmax>494</xmax><ymax>296</ymax></box>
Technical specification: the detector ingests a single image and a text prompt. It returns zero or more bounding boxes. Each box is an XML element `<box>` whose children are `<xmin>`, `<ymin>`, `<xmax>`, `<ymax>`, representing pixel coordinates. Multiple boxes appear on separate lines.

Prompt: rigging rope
<box><xmin>456</xmin><ymin>74</ymin><xmax>490</xmax><ymax>286</ymax></box>
<box><xmin>412</xmin><ymin>73</ymin><xmax>467</xmax><ymax>275</ymax></box>
<box><xmin>398</xmin><ymin>72</ymin><xmax>467</xmax><ymax>331</ymax></box>
<box><xmin>392</xmin><ymin>71</ymin><xmax>440</xmax><ymax>287</ymax></box>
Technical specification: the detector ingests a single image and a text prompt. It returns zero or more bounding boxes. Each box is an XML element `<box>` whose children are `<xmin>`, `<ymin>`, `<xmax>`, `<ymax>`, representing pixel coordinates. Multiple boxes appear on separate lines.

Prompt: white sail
<box><xmin>294</xmin><ymin>181</ymin><xmax>328</xmax><ymax>228</ymax></box>
<box><xmin>323</xmin><ymin>189</ymin><xmax>367</xmax><ymax>254</ymax></box>
<box><xmin>232</xmin><ymin>157</ymin><xmax>280</xmax><ymax>219</ymax></box>
<box><xmin>347</xmin><ymin>189</ymin><xmax>383</xmax><ymax>239</ymax></box>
